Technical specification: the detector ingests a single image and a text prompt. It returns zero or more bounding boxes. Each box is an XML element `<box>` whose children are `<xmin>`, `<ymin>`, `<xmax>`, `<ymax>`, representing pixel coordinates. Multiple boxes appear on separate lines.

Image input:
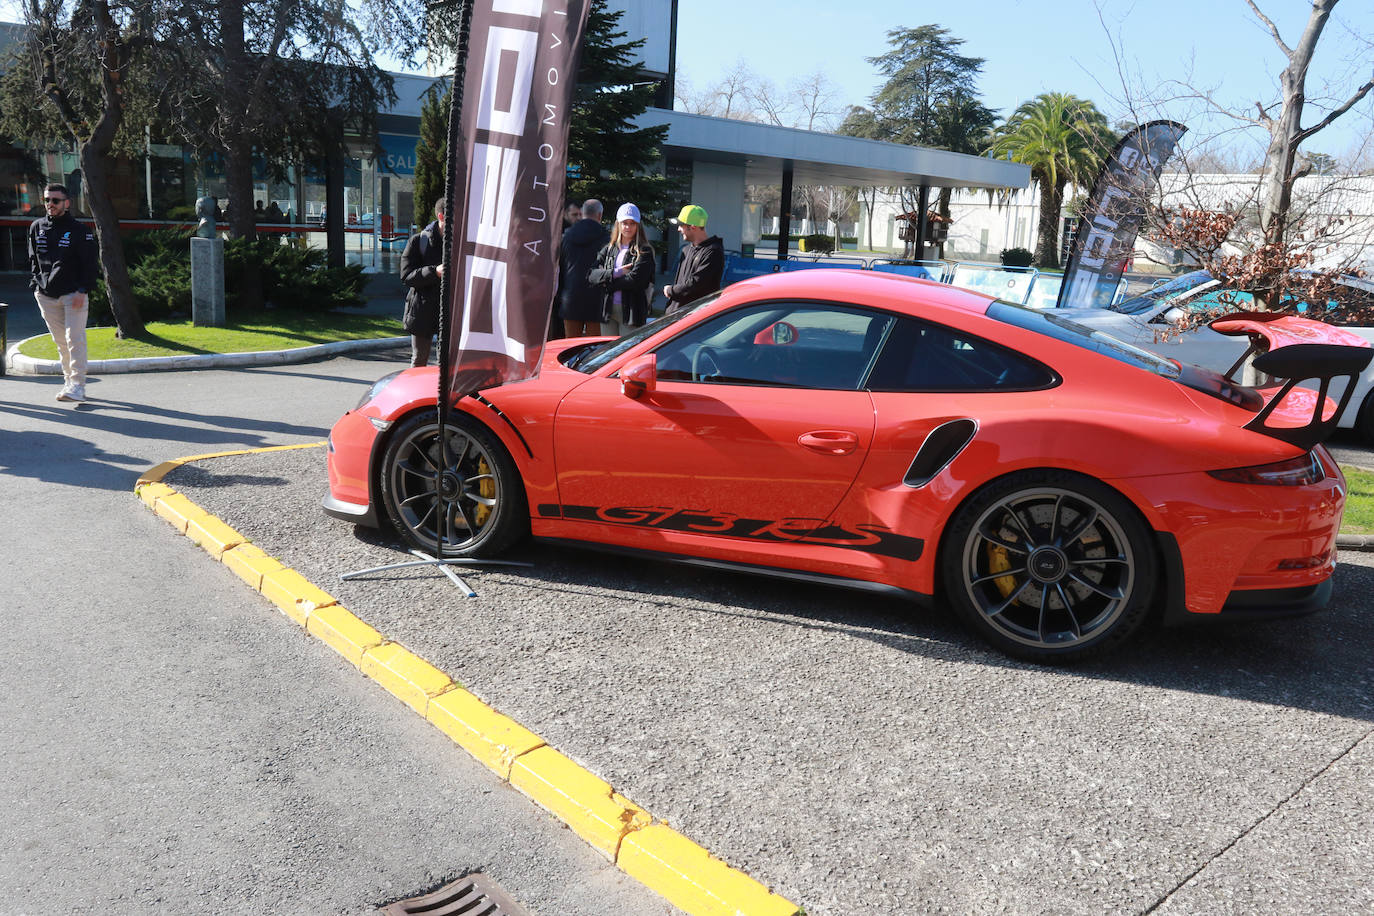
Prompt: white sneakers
<box><xmin>56</xmin><ymin>383</ymin><xmax>87</xmax><ymax>402</ymax></box>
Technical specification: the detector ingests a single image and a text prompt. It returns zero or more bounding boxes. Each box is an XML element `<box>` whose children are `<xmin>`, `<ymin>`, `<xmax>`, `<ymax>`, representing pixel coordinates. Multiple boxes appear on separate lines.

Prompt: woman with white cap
<box><xmin>588</xmin><ymin>202</ymin><xmax>657</xmax><ymax>337</ymax></box>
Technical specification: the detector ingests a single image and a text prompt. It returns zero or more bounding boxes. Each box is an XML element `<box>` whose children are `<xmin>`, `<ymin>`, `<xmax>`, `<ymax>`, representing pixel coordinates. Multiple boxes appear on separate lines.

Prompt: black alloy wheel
<box><xmin>941</xmin><ymin>470</ymin><xmax>1157</xmax><ymax>662</ymax></box>
<box><xmin>379</xmin><ymin>410</ymin><xmax>527</xmax><ymax>558</ymax></box>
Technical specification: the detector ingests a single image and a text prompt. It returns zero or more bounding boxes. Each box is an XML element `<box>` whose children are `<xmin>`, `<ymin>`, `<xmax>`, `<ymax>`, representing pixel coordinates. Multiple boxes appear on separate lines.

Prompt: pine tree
<box><xmin>413</xmin><ymin>83</ymin><xmax>451</xmax><ymax>228</ymax></box>
<box><xmin>566</xmin><ymin>0</ymin><xmax>678</xmax><ymax>225</ymax></box>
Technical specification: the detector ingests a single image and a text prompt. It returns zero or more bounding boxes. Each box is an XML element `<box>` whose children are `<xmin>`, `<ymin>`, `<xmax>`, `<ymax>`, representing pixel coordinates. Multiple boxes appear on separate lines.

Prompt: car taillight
<box><xmin>1207</xmin><ymin>451</ymin><xmax>1326</xmax><ymax>486</ymax></box>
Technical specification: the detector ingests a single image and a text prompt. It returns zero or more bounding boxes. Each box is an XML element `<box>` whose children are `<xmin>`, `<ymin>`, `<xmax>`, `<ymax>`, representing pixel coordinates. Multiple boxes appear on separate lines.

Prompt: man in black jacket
<box><xmin>28</xmin><ymin>184</ymin><xmax>98</xmax><ymax>402</ymax></box>
<box><xmin>399</xmin><ymin>198</ymin><xmax>445</xmax><ymax>367</ymax></box>
<box><xmin>662</xmin><ymin>204</ymin><xmax>725</xmax><ymax>313</ymax></box>
<box><xmin>558</xmin><ymin>199</ymin><xmax>609</xmax><ymax>337</ymax></box>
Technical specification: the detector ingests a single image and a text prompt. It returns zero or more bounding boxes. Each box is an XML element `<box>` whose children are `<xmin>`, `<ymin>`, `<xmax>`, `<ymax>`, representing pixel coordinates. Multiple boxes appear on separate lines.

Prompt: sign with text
<box><xmin>440</xmin><ymin>0</ymin><xmax>590</xmax><ymax>400</ymax></box>
<box><xmin>1057</xmin><ymin>121</ymin><xmax>1187</xmax><ymax>310</ymax></box>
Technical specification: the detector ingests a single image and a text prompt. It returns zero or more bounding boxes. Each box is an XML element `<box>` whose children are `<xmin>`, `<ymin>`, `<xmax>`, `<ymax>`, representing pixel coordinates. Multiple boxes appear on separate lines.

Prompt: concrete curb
<box><xmin>135</xmin><ymin>445</ymin><xmax>801</xmax><ymax>916</ymax></box>
<box><xmin>5</xmin><ymin>333</ymin><xmax>408</xmax><ymax>375</ymax></box>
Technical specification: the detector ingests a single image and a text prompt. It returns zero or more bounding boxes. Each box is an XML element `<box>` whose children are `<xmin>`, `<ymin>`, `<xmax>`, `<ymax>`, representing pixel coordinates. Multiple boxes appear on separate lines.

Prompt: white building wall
<box><xmin>690</xmin><ymin>161</ymin><xmax>747</xmax><ymax>251</ymax></box>
<box><xmin>861</xmin><ymin>173</ymin><xmax>1374</xmax><ymax>273</ymax></box>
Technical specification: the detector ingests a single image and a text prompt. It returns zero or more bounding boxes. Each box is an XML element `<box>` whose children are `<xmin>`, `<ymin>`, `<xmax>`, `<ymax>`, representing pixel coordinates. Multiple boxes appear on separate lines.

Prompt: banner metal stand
<box><xmin>340</xmin><ymin>549</ymin><xmax>532</xmax><ymax>597</ymax></box>
<box><xmin>339</xmin><ymin>0</ymin><xmax>587</xmax><ymax>594</ymax></box>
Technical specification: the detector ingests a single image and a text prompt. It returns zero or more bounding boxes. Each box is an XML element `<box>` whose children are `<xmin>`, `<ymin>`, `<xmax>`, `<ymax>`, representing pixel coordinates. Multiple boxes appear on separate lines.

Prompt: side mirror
<box><xmin>620</xmin><ymin>353</ymin><xmax>657</xmax><ymax>400</ymax></box>
<box><xmin>752</xmin><ymin>321</ymin><xmax>798</xmax><ymax>346</ymax></box>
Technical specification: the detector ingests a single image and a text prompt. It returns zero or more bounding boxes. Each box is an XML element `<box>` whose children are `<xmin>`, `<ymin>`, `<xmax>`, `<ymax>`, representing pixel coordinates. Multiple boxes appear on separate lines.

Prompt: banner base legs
<box><xmin>339</xmin><ymin>549</ymin><xmax>532</xmax><ymax>597</ymax></box>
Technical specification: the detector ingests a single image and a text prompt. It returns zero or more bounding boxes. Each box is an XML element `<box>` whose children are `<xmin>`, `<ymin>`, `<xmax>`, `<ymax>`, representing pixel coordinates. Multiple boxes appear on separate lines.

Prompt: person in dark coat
<box><xmin>588</xmin><ymin>202</ymin><xmax>656</xmax><ymax>337</ymax></box>
<box><xmin>558</xmin><ymin>199</ymin><xmax>609</xmax><ymax>337</ymax></box>
<box><xmin>29</xmin><ymin>183</ymin><xmax>99</xmax><ymax>402</ymax></box>
<box><xmin>399</xmin><ymin>199</ymin><xmax>445</xmax><ymax>368</ymax></box>
<box><xmin>662</xmin><ymin>203</ymin><xmax>725</xmax><ymax>313</ymax></box>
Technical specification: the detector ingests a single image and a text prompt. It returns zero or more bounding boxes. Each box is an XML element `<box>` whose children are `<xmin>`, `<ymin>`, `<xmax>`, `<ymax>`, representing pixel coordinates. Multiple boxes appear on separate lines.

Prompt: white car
<box><xmin>1056</xmin><ymin>270</ymin><xmax>1374</xmax><ymax>442</ymax></box>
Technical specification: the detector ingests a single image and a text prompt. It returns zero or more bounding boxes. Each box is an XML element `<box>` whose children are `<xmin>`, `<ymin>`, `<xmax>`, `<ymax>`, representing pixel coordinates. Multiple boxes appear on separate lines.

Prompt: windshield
<box><xmin>989</xmin><ymin>300</ymin><xmax>1182</xmax><ymax>379</ymax></box>
<box><xmin>1109</xmin><ymin>270</ymin><xmax>1217</xmax><ymax>316</ymax></box>
<box><xmin>564</xmin><ymin>293</ymin><xmax>720</xmax><ymax>374</ymax></box>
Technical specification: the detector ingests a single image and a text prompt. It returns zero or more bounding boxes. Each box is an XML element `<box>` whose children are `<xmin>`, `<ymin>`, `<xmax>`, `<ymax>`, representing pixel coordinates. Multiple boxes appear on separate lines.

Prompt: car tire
<box><xmin>379</xmin><ymin>409</ymin><xmax>528</xmax><ymax>558</ymax></box>
<box><xmin>1355</xmin><ymin>390</ymin><xmax>1374</xmax><ymax>446</ymax></box>
<box><xmin>940</xmin><ymin>469</ymin><xmax>1157</xmax><ymax>663</ymax></box>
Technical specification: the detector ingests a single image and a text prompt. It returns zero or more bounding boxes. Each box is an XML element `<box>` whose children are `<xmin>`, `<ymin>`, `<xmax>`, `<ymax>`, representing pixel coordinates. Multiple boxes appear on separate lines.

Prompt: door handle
<box><xmin>798</xmin><ymin>430</ymin><xmax>859</xmax><ymax>456</ymax></box>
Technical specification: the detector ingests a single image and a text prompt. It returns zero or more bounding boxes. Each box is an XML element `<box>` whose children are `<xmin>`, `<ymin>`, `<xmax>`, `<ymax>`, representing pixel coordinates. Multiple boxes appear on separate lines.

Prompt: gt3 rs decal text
<box><xmin>537</xmin><ymin>504</ymin><xmax>923</xmax><ymax>560</ymax></box>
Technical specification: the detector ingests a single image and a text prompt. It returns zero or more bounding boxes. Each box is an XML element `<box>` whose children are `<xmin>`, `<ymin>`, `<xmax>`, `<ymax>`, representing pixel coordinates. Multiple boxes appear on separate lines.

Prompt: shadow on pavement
<box><xmin>405</xmin><ymin>533</ymin><xmax>1374</xmax><ymax>725</ymax></box>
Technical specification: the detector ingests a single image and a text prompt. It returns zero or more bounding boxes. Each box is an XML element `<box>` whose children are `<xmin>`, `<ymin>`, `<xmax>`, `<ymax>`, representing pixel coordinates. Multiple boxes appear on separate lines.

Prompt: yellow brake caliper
<box><xmin>474</xmin><ymin>456</ymin><xmax>494</xmax><ymax>527</ymax></box>
<box><xmin>987</xmin><ymin>542</ymin><xmax>1018</xmax><ymax>599</ymax></box>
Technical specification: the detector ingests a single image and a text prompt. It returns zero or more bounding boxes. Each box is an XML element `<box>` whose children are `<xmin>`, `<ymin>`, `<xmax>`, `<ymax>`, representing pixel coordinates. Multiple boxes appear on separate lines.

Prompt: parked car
<box><xmin>323</xmin><ymin>271</ymin><xmax>1367</xmax><ymax>662</ymax></box>
<box><xmin>1059</xmin><ymin>270</ymin><xmax>1374</xmax><ymax>441</ymax></box>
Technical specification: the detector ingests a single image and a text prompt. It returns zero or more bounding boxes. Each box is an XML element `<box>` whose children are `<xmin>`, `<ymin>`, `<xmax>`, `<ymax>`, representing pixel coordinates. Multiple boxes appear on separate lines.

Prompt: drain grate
<box><xmin>380</xmin><ymin>871</ymin><xmax>532</xmax><ymax>916</ymax></box>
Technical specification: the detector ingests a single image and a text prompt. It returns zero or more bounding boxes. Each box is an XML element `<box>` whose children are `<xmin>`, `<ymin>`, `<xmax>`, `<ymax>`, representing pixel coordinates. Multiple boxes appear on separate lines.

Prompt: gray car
<box><xmin>1051</xmin><ymin>270</ymin><xmax>1374</xmax><ymax>442</ymax></box>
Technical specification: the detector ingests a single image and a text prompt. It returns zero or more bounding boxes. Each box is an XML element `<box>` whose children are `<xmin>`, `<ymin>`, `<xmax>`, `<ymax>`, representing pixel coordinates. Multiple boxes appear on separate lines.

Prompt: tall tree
<box><xmin>860</xmin><ymin>26</ymin><xmax>992</xmax><ymax>149</ymax></box>
<box><xmin>157</xmin><ymin>0</ymin><xmax>408</xmax><ymax>304</ymax></box>
<box><xmin>411</xmin><ymin>82</ymin><xmax>450</xmax><ymax>229</ymax></box>
<box><xmin>1251</xmin><ymin>0</ymin><xmax>1372</xmax><ymax>251</ymax></box>
<box><xmin>987</xmin><ymin>92</ymin><xmax>1115</xmax><ymax>268</ymax></box>
<box><xmin>565</xmin><ymin>0</ymin><xmax>675</xmax><ymax>222</ymax></box>
<box><xmin>1</xmin><ymin>0</ymin><xmax>160</xmax><ymax>336</ymax></box>
<box><xmin>838</xmin><ymin>25</ymin><xmax>996</xmax><ymax>256</ymax></box>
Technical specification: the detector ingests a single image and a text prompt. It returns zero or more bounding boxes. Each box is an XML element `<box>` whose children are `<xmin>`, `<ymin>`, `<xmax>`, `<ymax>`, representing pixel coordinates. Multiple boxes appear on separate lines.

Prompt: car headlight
<box><xmin>357</xmin><ymin>369</ymin><xmax>403</xmax><ymax>410</ymax></box>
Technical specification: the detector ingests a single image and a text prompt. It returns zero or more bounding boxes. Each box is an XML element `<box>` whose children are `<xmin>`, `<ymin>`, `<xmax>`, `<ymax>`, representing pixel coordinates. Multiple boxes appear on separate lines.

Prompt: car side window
<box><xmin>654</xmin><ymin>302</ymin><xmax>892</xmax><ymax>390</ymax></box>
<box><xmin>866</xmin><ymin>316</ymin><xmax>1055</xmax><ymax>392</ymax></box>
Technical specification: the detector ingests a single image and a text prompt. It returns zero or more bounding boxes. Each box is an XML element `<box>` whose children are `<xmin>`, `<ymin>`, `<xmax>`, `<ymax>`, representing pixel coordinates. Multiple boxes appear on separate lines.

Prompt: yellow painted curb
<box><xmin>360</xmin><ymin>641</ymin><xmax>454</xmax><ymax>715</ymax></box>
<box><xmin>152</xmin><ymin>492</ymin><xmax>210</xmax><ymax>534</ymax></box>
<box><xmin>222</xmin><ymin>543</ymin><xmax>284</xmax><ymax>591</ymax></box>
<box><xmin>427</xmin><ymin>687</ymin><xmax>546</xmax><ymax>781</ymax></box>
<box><xmin>137</xmin><ymin>481</ymin><xmax>175</xmax><ymax>509</ymax></box>
<box><xmin>185</xmin><ymin>514</ymin><xmax>246</xmax><ymax>559</ymax></box>
<box><xmin>260</xmin><ymin>567</ymin><xmax>338</xmax><ymax>626</ymax></box>
<box><xmin>135</xmin><ymin>445</ymin><xmax>803</xmax><ymax>916</ymax></box>
<box><xmin>306</xmin><ymin>604</ymin><xmax>385</xmax><ymax>668</ymax></box>
<box><xmin>510</xmin><ymin>745</ymin><xmax>651</xmax><ymax>860</ymax></box>
<box><xmin>620</xmin><ymin>825</ymin><xmax>800</xmax><ymax>916</ymax></box>
<box><xmin>136</xmin><ymin>441</ymin><xmax>327</xmax><ymax>486</ymax></box>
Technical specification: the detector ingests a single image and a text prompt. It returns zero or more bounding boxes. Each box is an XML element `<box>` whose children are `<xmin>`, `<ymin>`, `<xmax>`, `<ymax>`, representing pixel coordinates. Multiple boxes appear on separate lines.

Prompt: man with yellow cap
<box><xmin>662</xmin><ymin>203</ymin><xmax>725</xmax><ymax>313</ymax></box>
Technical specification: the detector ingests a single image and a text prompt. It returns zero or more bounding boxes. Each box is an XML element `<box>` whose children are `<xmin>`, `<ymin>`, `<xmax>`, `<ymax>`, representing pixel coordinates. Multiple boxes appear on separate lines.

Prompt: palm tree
<box><xmin>987</xmin><ymin>93</ymin><xmax>1115</xmax><ymax>268</ymax></box>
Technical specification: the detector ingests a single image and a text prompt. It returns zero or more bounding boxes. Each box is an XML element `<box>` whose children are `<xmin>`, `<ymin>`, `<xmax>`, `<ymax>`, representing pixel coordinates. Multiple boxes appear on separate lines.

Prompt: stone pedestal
<box><xmin>191</xmin><ymin>236</ymin><xmax>225</xmax><ymax>327</ymax></box>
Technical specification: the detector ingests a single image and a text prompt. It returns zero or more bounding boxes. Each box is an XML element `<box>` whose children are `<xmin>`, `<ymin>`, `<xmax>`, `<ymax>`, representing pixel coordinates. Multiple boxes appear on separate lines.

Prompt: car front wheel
<box><xmin>379</xmin><ymin>410</ymin><xmax>527</xmax><ymax>558</ymax></box>
<box><xmin>941</xmin><ymin>470</ymin><xmax>1157</xmax><ymax>662</ymax></box>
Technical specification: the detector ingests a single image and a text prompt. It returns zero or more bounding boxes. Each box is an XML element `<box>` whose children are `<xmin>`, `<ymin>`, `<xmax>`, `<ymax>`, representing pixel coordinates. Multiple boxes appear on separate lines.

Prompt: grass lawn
<box><xmin>17</xmin><ymin>308</ymin><xmax>403</xmax><ymax>361</ymax></box>
<box><xmin>1341</xmin><ymin>465</ymin><xmax>1374</xmax><ymax>535</ymax></box>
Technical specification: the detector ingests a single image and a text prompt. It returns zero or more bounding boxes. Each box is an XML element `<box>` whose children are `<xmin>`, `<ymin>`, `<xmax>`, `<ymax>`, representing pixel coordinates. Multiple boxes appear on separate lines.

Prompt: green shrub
<box><xmin>1000</xmin><ymin>247</ymin><xmax>1034</xmax><ymax>267</ymax></box>
<box><xmin>801</xmin><ymin>233</ymin><xmax>835</xmax><ymax>255</ymax></box>
<box><xmin>88</xmin><ymin>230</ymin><xmax>366</xmax><ymax>325</ymax></box>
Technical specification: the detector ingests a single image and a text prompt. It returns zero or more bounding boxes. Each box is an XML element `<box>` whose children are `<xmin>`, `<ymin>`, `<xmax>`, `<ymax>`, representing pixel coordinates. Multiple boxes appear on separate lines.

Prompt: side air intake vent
<box><xmin>904</xmin><ymin>419</ymin><xmax>977</xmax><ymax>488</ymax></box>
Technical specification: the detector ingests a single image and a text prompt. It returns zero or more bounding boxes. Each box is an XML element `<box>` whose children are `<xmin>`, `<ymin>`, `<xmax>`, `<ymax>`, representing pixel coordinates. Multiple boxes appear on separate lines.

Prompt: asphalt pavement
<box><xmin>4</xmin><ymin>269</ymin><xmax>1374</xmax><ymax>914</ymax></box>
<box><xmin>165</xmin><ymin>445</ymin><xmax>1374</xmax><ymax>915</ymax></box>
<box><xmin>0</xmin><ymin>327</ymin><xmax>677</xmax><ymax>915</ymax></box>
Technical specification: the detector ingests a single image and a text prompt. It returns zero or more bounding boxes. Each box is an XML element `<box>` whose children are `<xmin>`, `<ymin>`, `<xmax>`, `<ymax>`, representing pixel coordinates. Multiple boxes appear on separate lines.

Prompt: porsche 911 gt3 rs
<box><xmin>324</xmin><ymin>270</ymin><xmax>1369</xmax><ymax>661</ymax></box>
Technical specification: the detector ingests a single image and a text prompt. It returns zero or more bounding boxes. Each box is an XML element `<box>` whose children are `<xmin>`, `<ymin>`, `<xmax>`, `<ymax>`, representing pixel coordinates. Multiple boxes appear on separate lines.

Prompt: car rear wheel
<box><xmin>941</xmin><ymin>470</ymin><xmax>1156</xmax><ymax>662</ymax></box>
<box><xmin>379</xmin><ymin>410</ymin><xmax>527</xmax><ymax>558</ymax></box>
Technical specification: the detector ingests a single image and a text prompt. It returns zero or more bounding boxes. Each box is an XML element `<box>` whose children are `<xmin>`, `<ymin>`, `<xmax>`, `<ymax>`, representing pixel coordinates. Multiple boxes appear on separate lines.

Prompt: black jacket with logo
<box><xmin>28</xmin><ymin>212</ymin><xmax>99</xmax><ymax>297</ymax></box>
<box><xmin>664</xmin><ymin>235</ymin><xmax>725</xmax><ymax>312</ymax></box>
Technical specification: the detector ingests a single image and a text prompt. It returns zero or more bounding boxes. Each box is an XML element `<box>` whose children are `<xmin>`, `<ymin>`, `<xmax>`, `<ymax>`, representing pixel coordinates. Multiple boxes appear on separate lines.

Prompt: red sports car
<box><xmin>324</xmin><ymin>270</ymin><xmax>1368</xmax><ymax>661</ymax></box>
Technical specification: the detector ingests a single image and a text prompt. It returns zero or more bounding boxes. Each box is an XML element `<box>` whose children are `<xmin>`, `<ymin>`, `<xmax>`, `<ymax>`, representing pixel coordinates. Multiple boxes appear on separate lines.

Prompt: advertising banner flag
<box><xmin>1056</xmin><ymin>120</ymin><xmax>1187</xmax><ymax>310</ymax></box>
<box><xmin>439</xmin><ymin>0</ymin><xmax>591</xmax><ymax>402</ymax></box>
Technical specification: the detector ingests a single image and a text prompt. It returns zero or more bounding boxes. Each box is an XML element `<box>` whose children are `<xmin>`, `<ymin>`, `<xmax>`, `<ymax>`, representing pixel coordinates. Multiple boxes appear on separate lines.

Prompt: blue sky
<box><xmin>675</xmin><ymin>0</ymin><xmax>1374</xmax><ymax>163</ymax></box>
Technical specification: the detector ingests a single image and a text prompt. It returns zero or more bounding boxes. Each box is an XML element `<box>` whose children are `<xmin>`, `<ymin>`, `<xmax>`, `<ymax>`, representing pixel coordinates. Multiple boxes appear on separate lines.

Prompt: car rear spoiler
<box><xmin>1210</xmin><ymin>311</ymin><xmax>1372</xmax><ymax>449</ymax></box>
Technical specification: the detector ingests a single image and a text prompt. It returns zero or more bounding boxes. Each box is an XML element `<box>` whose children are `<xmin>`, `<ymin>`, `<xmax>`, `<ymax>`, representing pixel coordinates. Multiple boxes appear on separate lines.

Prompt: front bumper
<box><xmin>322</xmin><ymin>492</ymin><xmax>378</xmax><ymax>528</ymax></box>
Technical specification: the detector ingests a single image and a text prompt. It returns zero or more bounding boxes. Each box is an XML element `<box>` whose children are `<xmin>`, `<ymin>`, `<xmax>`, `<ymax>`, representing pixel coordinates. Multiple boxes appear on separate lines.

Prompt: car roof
<box><xmin>720</xmin><ymin>267</ymin><xmax>997</xmax><ymax>318</ymax></box>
